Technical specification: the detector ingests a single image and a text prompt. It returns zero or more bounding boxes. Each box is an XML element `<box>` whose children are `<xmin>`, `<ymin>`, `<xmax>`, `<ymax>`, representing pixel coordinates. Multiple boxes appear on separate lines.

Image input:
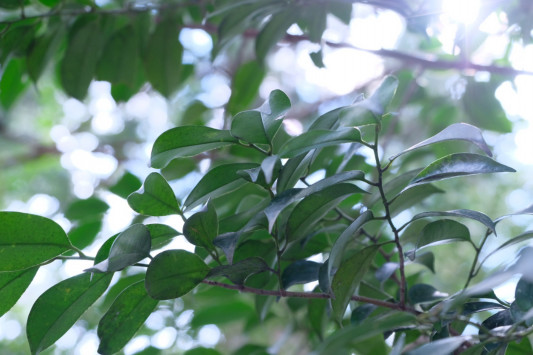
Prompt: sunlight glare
<box><xmin>442</xmin><ymin>0</ymin><xmax>480</xmax><ymax>24</ymax></box>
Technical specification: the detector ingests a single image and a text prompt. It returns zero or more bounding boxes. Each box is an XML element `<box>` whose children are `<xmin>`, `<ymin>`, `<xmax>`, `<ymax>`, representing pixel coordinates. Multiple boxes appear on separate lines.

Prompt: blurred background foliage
<box><xmin>1</xmin><ymin>0</ymin><xmax>533</xmax><ymax>354</ymax></box>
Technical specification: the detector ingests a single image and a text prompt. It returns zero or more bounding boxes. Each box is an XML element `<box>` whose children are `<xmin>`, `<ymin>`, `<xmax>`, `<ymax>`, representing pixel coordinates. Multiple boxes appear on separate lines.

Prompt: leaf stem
<box><xmin>373</xmin><ymin>125</ymin><xmax>408</xmax><ymax>309</ymax></box>
<box><xmin>464</xmin><ymin>229</ymin><xmax>492</xmax><ymax>289</ymax></box>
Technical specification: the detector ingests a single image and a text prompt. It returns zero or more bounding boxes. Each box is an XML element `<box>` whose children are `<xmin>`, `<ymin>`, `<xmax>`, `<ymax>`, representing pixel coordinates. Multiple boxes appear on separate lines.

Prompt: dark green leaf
<box><xmin>314</xmin><ymin>312</ymin><xmax>416</xmax><ymax>354</ymax></box>
<box><xmin>184</xmin><ymin>348</ymin><xmax>222</xmax><ymax>355</ymax></box>
<box><xmin>408</xmin><ymin>220</ymin><xmax>471</xmax><ymax>257</ymax></box>
<box><xmin>331</xmin><ymin>245</ymin><xmax>379</xmax><ymax>323</ymax></box>
<box><xmin>145</xmin><ymin>250</ymin><xmax>209</xmax><ymax>300</ymax></box>
<box><xmin>109</xmin><ymin>171</ymin><xmax>142</xmax><ymax>199</ymax></box>
<box><xmin>462</xmin><ymin>302</ymin><xmax>505</xmax><ymax>315</ymax></box>
<box><xmin>151</xmin><ymin>126</ymin><xmax>238</xmax><ymax>169</ymax></box>
<box><xmin>515</xmin><ymin>277</ymin><xmax>533</xmax><ymax>312</ymax></box>
<box><xmin>310</xmin><ymin>50</ymin><xmax>325</xmax><ymax>68</ymax></box>
<box><xmin>227</xmin><ymin>60</ymin><xmax>266</xmax><ymax>116</ymax></box>
<box><xmin>183</xmin><ymin>200</ymin><xmax>218</xmax><ymax>251</ymax></box>
<box><xmin>146</xmin><ymin>224</ymin><xmax>180</xmax><ymax>249</ymax></box>
<box><xmin>65</xmin><ymin>197</ymin><xmax>109</xmax><ymax>221</ymax></box>
<box><xmin>481</xmin><ymin>309</ymin><xmax>513</xmax><ymax>330</ymax></box>
<box><xmin>0</xmin><ymin>58</ymin><xmax>29</xmax><ymax>109</ymax></box>
<box><xmin>60</xmin><ymin>16</ymin><xmax>104</xmax><ymax>99</ymax></box>
<box><xmin>0</xmin><ymin>212</ymin><xmax>72</xmax><ymax>271</ymax></box>
<box><xmin>86</xmin><ymin>224</ymin><xmax>151</xmax><ymax>273</ymax></box>
<box><xmin>390</xmin><ymin>123</ymin><xmax>492</xmax><ymax>161</ymax></box>
<box><xmin>0</xmin><ymin>267</ymin><xmax>38</xmax><ymax>317</ymax></box>
<box><xmin>286</xmin><ymin>183</ymin><xmax>365</xmax><ymax>243</ymax></box>
<box><xmin>309</xmin><ymin>295</ymin><xmax>328</xmax><ymax>339</ymax></box>
<box><xmin>408</xmin><ymin>284</ymin><xmax>447</xmax><ymax>304</ymax></box>
<box><xmin>405</xmin><ymin>209</ymin><xmax>496</xmax><ymax>236</ymax></box>
<box><xmin>207</xmin><ymin>257</ymin><xmax>270</xmax><ymax>285</ymax></box>
<box><xmin>68</xmin><ymin>220</ymin><xmax>102</xmax><ymax>250</ymax></box>
<box><xmin>405</xmin><ymin>337</ymin><xmax>468</xmax><ymax>355</ymax></box>
<box><xmin>281</xmin><ymin>260</ymin><xmax>321</xmax><ymax>289</ymax></box>
<box><xmin>127</xmin><ymin>173</ymin><xmax>180</xmax><ymax>216</ymax></box>
<box><xmin>27</xmin><ymin>272</ymin><xmax>112</xmax><ymax>354</ymax></box>
<box><xmin>328</xmin><ymin>211</ymin><xmax>374</xmax><ymax>283</ymax></box>
<box><xmin>184</xmin><ymin>163</ymin><xmax>257</xmax><ymax>211</ymax></box>
<box><xmin>231</xmin><ymin>111</ymin><xmax>269</xmax><ymax>144</ymax></box>
<box><xmin>279</xmin><ymin>128</ymin><xmax>362</xmax><ymax>158</ymax></box>
<box><xmin>97</xmin><ymin>281</ymin><xmax>159</xmax><ymax>354</ymax></box>
<box><xmin>277</xmin><ymin>151</ymin><xmax>314</xmax><ymax>193</ymax></box>
<box><xmin>389</xmin><ymin>184</ymin><xmax>444</xmax><ymax>217</ymax></box>
<box><xmin>144</xmin><ymin>18</ymin><xmax>183</xmax><ymax>97</ymax></box>
<box><xmin>351</xmin><ymin>304</ymin><xmax>378</xmax><ymax>325</ymax></box>
<box><xmin>255</xmin><ymin>11</ymin><xmax>296</xmax><ymax>61</ymax></box>
<box><xmin>408</xmin><ymin>153</ymin><xmax>515</xmax><ymax>187</ymax></box>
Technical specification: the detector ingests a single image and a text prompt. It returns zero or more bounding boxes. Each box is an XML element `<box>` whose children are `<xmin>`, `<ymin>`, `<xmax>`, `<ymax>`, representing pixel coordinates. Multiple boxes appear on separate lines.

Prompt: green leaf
<box><xmin>405</xmin><ymin>337</ymin><xmax>469</xmax><ymax>355</ymax></box>
<box><xmin>68</xmin><ymin>220</ymin><xmax>102</xmax><ymax>250</ymax></box>
<box><xmin>328</xmin><ymin>211</ymin><xmax>374</xmax><ymax>285</ymax></box>
<box><xmin>231</xmin><ymin>90</ymin><xmax>291</xmax><ymax>145</ymax></box>
<box><xmin>313</xmin><ymin>312</ymin><xmax>416</xmax><ymax>354</ymax></box>
<box><xmin>86</xmin><ymin>224</ymin><xmax>151</xmax><ymax>273</ymax></box>
<box><xmin>515</xmin><ymin>277</ymin><xmax>533</xmax><ymax>312</ymax></box>
<box><xmin>462</xmin><ymin>302</ymin><xmax>505</xmax><ymax>315</ymax></box>
<box><xmin>109</xmin><ymin>171</ymin><xmax>142</xmax><ymax>199</ymax></box>
<box><xmin>65</xmin><ymin>197</ymin><xmax>109</xmax><ymax>221</ymax></box>
<box><xmin>38</xmin><ymin>0</ymin><xmax>61</xmax><ymax>6</ymax></box>
<box><xmin>351</xmin><ymin>304</ymin><xmax>378</xmax><ymax>325</ymax></box>
<box><xmin>408</xmin><ymin>153</ymin><xmax>515</xmax><ymax>187</ymax></box>
<box><xmin>408</xmin><ymin>284</ymin><xmax>447</xmax><ymax>304</ymax></box>
<box><xmin>183</xmin><ymin>200</ymin><xmax>218</xmax><ymax>251</ymax></box>
<box><xmin>331</xmin><ymin>245</ymin><xmax>379</xmax><ymax>323</ymax></box>
<box><xmin>146</xmin><ymin>224</ymin><xmax>180</xmax><ymax>249</ymax></box>
<box><xmin>405</xmin><ymin>209</ymin><xmax>496</xmax><ymax>236</ymax></box>
<box><xmin>281</xmin><ymin>260</ymin><xmax>321</xmax><ymax>289</ymax></box>
<box><xmin>127</xmin><ymin>173</ymin><xmax>180</xmax><ymax>216</ymax></box>
<box><xmin>0</xmin><ymin>267</ymin><xmax>38</xmax><ymax>318</ymax></box>
<box><xmin>0</xmin><ymin>58</ymin><xmax>29</xmax><ymax>109</ymax></box>
<box><xmin>145</xmin><ymin>250</ymin><xmax>209</xmax><ymax>300</ymax></box>
<box><xmin>407</xmin><ymin>220</ymin><xmax>471</xmax><ymax>258</ymax></box>
<box><xmin>60</xmin><ymin>15</ymin><xmax>104</xmax><ymax>99</ymax></box>
<box><xmin>0</xmin><ymin>212</ymin><xmax>72</xmax><ymax>271</ymax></box>
<box><xmin>309</xmin><ymin>50</ymin><xmax>325</xmax><ymax>68</ymax></box>
<box><xmin>97</xmin><ymin>281</ymin><xmax>159</xmax><ymax>354</ymax></box>
<box><xmin>151</xmin><ymin>126</ymin><xmax>238</xmax><ymax>169</ymax></box>
<box><xmin>184</xmin><ymin>163</ymin><xmax>257</xmax><ymax>211</ymax></box>
<box><xmin>26</xmin><ymin>272</ymin><xmax>112</xmax><ymax>354</ymax></box>
<box><xmin>279</xmin><ymin>128</ymin><xmax>362</xmax><ymax>158</ymax></box>
<box><xmin>184</xmin><ymin>348</ymin><xmax>222</xmax><ymax>355</ymax></box>
<box><xmin>207</xmin><ymin>257</ymin><xmax>270</xmax><ymax>285</ymax></box>
<box><xmin>144</xmin><ymin>18</ymin><xmax>183</xmax><ymax>97</ymax></box>
<box><xmin>286</xmin><ymin>183</ymin><xmax>366</xmax><ymax>243</ymax></box>
<box><xmin>255</xmin><ymin>11</ymin><xmax>296</xmax><ymax>61</ymax></box>
<box><xmin>96</xmin><ymin>25</ymin><xmax>141</xmax><ymax>88</ymax></box>
<box><xmin>414</xmin><ymin>252</ymin><xmax>435</xmax><ymax>273</ymax></box>
<box><xmin>277</xmin><ymin>151</ymin><xmax>314</xmax><ymax>193</ymax></box>
<box><xmin>390</xmin><ymin>123</ymin><xmax>492</xmax><ymax>161</ymax></box>
<box><xmin>227</xmin><ymin>60</ymin><xmax>266</xmax><ymax>116</ymax></box>
<box><xmin>389</xmin><ymin>184</ymin><xmax>444</xmax><ymax>217</ymax></box>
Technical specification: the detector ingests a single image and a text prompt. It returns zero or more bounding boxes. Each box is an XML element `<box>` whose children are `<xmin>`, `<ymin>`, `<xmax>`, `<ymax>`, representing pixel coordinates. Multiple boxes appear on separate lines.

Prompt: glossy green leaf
<box><xmin>0</xmin><ymin>267</ymin><xmax>38</xmax><ymax>318</ymax></box>
<box><xmin>390</xmin><ymin>123</ymin><xmax>492</xmax><ymax>161</ymax></box>
<box><xmin>407</xmin><ymin>220</ymin><xmax>471</xmax><ymax>259</ymax></box>
<box><xmin>331</xmin><ymin>245</ymin><xmax>379</xmax><ymax>323</ymax></box>
<box><xmin>281</xmin><ymin>260</ymin><xmax>321</xmax><ymax>289</ymax></box>
<box><xmin>0</xmin><ymin>212</ymin><xmax>72</xmax><ymax>271</ymax></box>
<box><xmin>184</xmin><ymin>163</ymin><xmax>257</xmax><ymax>211</ymax></box>
<box><xmin>97</xmin><ymin>281</ymin><xmax>159</xmax><ymax>354</ymax></box>
<box><xmin>408</xmin><ymin>153</ymin><xmax>515</xmax><ymax>187</ymax></box>
<box><xmin>146</xmin><ymin>224</ymin><xmax>180</xmax><ymax>249</ymax></box>
<box><xmin>278</xmin><ymin>128</ymin><xmax>362</xmax><ymax>158</ymax></box>
<box><xmin>231</xmin><ymin>90</ymin><xmax>290</xmax><ymax>145</ymax></box>
<box><xmin>207</xmin><ymin>257</ymin><xmax>270</xmax><ymax>285</ymax></box>
<box><xmin>256</xmin><ymin>11</ymin><xmax>296</xmax><ymax>61</ymax></box>
<box><xmin>406</xmin><ymin>337</ymin><xmax>469</xmax><ymax>355</ymax></box>
<box><xmin>313</xmin><ymin>312</ymin><xmax>416</xmax><ymax>354</ymax></box>
<box><xmin>286</xmin><ymin>183</ymin><xmax>365</xmax><ymax>243</ymax></box>
<box><xmin>183</xmin><ymin>200</ymin><xmax>218</xmax><ymax>251</ymax></box>
<box><xmin>145</xmin><ymin>250</ymin><xmax>209</xmax><ymax>300</ymax></box>
<box><xmin>27</xmin><ymin>272</ymin><xmax>112</xmax><ymax>354</ymax></box>
<box><xmin>144</xmin><ymin>18</ymin><xmax>182</xmax><ymax>97</ymax></box>
<box><xmin>405</xmin><ymin>209</ymin><xmax>496</xmax><ymax>236</ymax></box>
<box><xmin>109</xmin><ymin>171</ymin><xmax>142</xmax><ymax>199</ymax></box>
<box><xmin>60</xmin><ymin>16</ymin><xmax>104</xmax><ymax>99</ymax></box>
<box><xmin>127</xmin><ymin>173</ymin><xmax>180</xmax><ymax>216</ymax></box>
<box><xmin>328</xmin><ymin>211</ymin><xmax>374</xmax><ymax>284</ymax></box>
<box><xmin>408</xmin><ymin>284</ymin><xmax>447</xmax><ymax>304</ymax></box>
<box><xmin>0</xmin><ymin>58</ymin><xmax>28</xmax><ymax>109</ymax></box>
<box><xmin>65</xmin><ymin>197</ymin><xmax>109</xmax><ymax>221</ymax></box>
<box><xmin>86</xmin><ymin>224</ymin><xmax>151</xmax><ymax>273</ymax></box>
<box><xmin>151</xmin><ymin>126</ymin><xmax>238</xmax><ymax>169</ymax></box>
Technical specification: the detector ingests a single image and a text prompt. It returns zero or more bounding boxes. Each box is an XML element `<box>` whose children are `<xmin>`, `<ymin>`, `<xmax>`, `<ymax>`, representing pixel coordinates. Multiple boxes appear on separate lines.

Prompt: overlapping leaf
<box><xmin>278</xmin><ymin>128</ymin><xmax>362</xmax><ymax>158</ymax></box>
<box><xmin>207</xmin><ymin>257</ymin><xmax>270</xmax><ymax>285</ymax></box>
<box><xmin>183</xmin><ymin>200</ymin><xmax>218</xmax><ymax>251</ymax></box>
<box><xmin>127</xmin><ymin>173</ymin><xmax>180</xmax><ymax>216</ymax></box>
<box><xmin>0</xmin><ymin>267</ymin><xmax>38</xmax><ymax>318</ymax></box>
